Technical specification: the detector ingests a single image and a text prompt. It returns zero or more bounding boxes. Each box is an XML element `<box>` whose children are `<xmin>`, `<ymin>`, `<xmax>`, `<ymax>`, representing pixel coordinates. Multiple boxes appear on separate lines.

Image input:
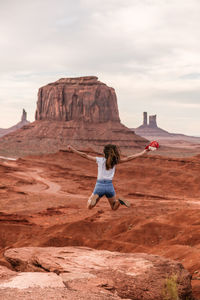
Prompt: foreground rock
<box><xmin>0</xmin><ymin>246</ymin><xmax>193</xmax><ymax>300</ymax></box>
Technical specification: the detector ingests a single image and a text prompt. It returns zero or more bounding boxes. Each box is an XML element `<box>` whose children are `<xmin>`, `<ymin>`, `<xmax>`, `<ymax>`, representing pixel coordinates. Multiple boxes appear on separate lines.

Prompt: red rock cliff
<box><xmin>35</xmin><ymin>76</ymin><xmax>120</xmax><ymax>123</ymax></box>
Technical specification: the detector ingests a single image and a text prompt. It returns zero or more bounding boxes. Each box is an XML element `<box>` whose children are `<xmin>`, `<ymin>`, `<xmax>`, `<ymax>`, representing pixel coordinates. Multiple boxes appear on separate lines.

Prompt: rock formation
<box><xmin>0</xmin><ymin>109</ymin><xmax>30</xmax><ymax>138</ymax></box>
<box><xmin>0</xmin><ymin>247</ymin><xmax>193</xmax><ymax>300</ymax></box>
<box><xmin>143</xmin><ymin>111</ymin><xmax>147</xmax><ymax>126</ymax></box>
<box><xmin>137</xmin><ymin>112</ymin><xmax>159</xmax><ymax>130</ymax></box>
<box><xmin>133</xmin><ymin>112</ymin><xmax>200</xmax><ymax>146</ymax></box>
<box><xmin>149</xmin><ymin>114</ymin><xmax>157</xmax><ymax>128</ymax></box>
<box><xmin>21</xmin><ymin>109</ymin><xmax>27</xmax><ymax>122</ymax></box>
<box><xmin>35</xmin><ymin>76</ymin><xmax>120</xmax><ymax>123</ymax></box>
<box><xmin>133</xmin><ymin>112</ymin><xmax>170</xmax><ymax>139</ymax></box>
<box><xmin>0</xmin><ymin>77</ymin><xmax>148</xmax><ymax>157</ymax></box>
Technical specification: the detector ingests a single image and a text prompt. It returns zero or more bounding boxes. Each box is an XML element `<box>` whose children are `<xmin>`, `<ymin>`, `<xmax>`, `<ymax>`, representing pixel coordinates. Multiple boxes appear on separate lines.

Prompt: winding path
<box><xmin>14</xmin><ymin>169</ymin><xmax>61</xmax><ymax>194</ymax></box>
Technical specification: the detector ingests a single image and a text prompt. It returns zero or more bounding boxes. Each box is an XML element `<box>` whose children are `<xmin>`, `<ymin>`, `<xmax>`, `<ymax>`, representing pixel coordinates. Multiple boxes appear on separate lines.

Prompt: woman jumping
<box><xmin>67</xmin><ymin>142</ymin><xmax>158</xmax><ymax>211</ymax></box>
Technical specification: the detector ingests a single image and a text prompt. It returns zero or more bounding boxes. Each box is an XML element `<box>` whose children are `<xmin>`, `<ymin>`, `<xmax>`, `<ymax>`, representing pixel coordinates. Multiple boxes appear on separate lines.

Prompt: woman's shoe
<box><xmin>118</xmin><ymin>198</ymin><xmax>131</xmax><ymax>207</ymax></box>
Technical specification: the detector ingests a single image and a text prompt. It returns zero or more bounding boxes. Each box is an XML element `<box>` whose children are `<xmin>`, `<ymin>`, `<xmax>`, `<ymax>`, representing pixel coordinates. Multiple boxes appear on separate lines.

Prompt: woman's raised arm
<box><xmin>67</xmin><ymin>145</ymin><xmax>96</xmax><ymax>162</ymax></box>
<box><xmin>119</xmin><ymin>149</ymin><xmax>148</xmax><ymax>164</ymax></box>
<box><xmin>119</xmin><ymin>141</ymin><xmax>159</xmax><ymax>164</ymax></box>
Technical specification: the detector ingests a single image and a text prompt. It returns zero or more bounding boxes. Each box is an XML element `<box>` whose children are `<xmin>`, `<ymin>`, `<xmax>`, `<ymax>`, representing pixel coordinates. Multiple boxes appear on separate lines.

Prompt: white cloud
<box><xmin>0</xmin><ymin>0</ymin><xmax>200</xmax><ymax>135</ymax></box>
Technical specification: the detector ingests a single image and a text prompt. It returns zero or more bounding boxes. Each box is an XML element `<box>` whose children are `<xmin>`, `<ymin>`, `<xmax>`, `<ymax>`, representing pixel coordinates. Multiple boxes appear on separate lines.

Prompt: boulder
<box><xmin>1</xmin><ymin>246</ymin><xmax>193</xmax><ymax>300</ymax></box>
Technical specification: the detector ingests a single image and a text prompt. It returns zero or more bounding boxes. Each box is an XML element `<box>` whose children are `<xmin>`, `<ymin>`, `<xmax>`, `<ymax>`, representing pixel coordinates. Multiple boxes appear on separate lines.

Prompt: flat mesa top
<box><xmin>55</xmin><ymin>76</ymin><xmax>99</xmax><ymax>84</ymax></box>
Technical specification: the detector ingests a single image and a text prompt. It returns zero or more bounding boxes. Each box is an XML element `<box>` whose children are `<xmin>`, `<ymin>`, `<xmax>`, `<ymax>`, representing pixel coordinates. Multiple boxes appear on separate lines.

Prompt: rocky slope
<box><xmin>0</xmin><ymin>120</ymin><xmax>147</xmax><ymax>157</ymax></box>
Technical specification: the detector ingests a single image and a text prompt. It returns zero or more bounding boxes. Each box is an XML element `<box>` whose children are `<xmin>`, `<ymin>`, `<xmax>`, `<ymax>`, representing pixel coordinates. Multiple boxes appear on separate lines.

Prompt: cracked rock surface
<box><xmin>0</xmin><ymin>246</ymin><xmax>193</xmax><ymax>300</ymax></box>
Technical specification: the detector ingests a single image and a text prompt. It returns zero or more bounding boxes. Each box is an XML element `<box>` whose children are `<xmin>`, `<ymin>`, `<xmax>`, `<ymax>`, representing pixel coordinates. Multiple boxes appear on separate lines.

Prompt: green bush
<box><xmin>163</xmin><ymin>274</ymin><xmax>179</xmax><ymax>300</ymax></box>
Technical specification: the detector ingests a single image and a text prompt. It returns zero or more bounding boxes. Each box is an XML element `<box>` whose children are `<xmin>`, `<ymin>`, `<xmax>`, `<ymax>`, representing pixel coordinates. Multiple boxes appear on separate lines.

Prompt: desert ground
<box><xmin>0</xmin><ymin>144</ymin><xmax>200</xmax><ymax>299</ymax></box>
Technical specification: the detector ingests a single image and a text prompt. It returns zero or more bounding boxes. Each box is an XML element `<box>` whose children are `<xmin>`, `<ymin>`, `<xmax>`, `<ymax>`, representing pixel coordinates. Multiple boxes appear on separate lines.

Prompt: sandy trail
<box><xmin>13</xmin><ymin>168</ymin><xmax>88</xmax><ymax>200</ymax></box>
<box><xmin>14</xmin><ymin>169</ymin><xmax>61</xmax><ymax>194</ymax></box>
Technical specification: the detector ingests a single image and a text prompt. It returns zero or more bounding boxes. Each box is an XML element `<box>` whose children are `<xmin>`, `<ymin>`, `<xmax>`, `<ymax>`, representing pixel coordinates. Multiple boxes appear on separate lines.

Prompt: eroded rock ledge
<box><xmin>0</xmin><ymin>246</ymin><xmax>193</xmax><ymax>300</ymax></box>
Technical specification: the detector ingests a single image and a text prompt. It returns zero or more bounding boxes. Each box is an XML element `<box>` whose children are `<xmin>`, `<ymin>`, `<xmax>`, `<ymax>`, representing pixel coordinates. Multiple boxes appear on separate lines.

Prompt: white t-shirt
<box><xmin>96</xmin><ymin>157</ymin><xmax>115</xmax><ymax>180</ymax></box>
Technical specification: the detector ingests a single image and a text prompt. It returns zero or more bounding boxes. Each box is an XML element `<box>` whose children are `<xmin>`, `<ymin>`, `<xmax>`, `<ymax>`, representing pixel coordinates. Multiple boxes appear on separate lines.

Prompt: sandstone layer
<box><xmin>0</xmin><ymin>247</ymin><xmax>193</xmax><ymax>300</ymax></box>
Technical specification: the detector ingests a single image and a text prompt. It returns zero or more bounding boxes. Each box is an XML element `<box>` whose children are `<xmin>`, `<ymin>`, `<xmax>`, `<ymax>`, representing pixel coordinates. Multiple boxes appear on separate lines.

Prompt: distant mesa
<box><xmin>133</xmin><ymin>112</ymin><xmax>200</xmax><ymax>147</ymax></box>
<box><xmin>0</xmin><ymin>109</ymin><xmax>30</xmax><ymax>138</ymax></box>
<box><xmin>134</xmin><ymin>112</ymin><xmax>171</xmax><ymax>137</ymax></box>
<box><xmin>0</xmin><ymin>76</ymin><xmax>147</xmax><ymax>157</ymax></box>
<box><xmin>35</xmin><ymin>76</ymin><xmax>120</xmax><ymax>123</ymax></box>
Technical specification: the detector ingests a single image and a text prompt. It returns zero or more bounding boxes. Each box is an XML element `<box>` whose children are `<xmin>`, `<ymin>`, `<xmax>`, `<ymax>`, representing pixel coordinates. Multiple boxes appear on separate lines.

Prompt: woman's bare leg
<box><xmin>107</xmin><ymin>196</ymin><xmax>120</xmax><ymax>211</ymax></box>
<box><xmin>87</xmin><ymin>193</ymin><xmax>100</xmax><ymax>209</ymax></box>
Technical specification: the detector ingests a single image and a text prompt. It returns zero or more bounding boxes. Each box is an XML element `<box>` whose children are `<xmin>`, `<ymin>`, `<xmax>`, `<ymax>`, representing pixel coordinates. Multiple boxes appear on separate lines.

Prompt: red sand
<box><xmin>0</xmin><ymin>149</ymin><xmax>200</xmax><ymax>298</ymax></box>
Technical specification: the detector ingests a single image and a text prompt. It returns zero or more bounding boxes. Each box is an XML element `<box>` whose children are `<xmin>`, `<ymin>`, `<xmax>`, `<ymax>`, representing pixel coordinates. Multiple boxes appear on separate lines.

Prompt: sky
<box><xmin>0</xmin><ymin>0</ymin><xmax>200</xmax><ymax>136</ymax></box>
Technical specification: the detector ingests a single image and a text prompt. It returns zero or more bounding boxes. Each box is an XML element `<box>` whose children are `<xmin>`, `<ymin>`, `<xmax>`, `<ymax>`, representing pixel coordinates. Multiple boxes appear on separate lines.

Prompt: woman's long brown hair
<box><xmin>104</xmin><ymin>144</ymin><xmax>120</xmax><ymax>170</ymax></box>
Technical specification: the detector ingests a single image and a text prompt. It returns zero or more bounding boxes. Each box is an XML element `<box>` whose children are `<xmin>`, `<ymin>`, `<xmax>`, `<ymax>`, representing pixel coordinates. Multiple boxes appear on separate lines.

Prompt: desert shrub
<box><xmin>163</xmin><ymin>274</ymin><xmax>179</xmax><ymax>300</ymax></box>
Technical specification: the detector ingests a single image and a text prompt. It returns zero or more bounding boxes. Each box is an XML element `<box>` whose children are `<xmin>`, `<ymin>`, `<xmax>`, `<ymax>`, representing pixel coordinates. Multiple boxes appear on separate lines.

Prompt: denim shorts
<box><xmin>93</xmin><ymin>180</ymin><xmax>115</xmax><ymax>198</ymax></box>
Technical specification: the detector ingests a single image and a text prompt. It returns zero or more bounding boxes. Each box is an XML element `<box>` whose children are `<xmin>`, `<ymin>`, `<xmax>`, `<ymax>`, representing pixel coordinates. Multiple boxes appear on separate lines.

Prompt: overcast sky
<box><xmin>0</xmin><ymin>0</ymin><xmax>200</xmax><ymax>135</ymax></box>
